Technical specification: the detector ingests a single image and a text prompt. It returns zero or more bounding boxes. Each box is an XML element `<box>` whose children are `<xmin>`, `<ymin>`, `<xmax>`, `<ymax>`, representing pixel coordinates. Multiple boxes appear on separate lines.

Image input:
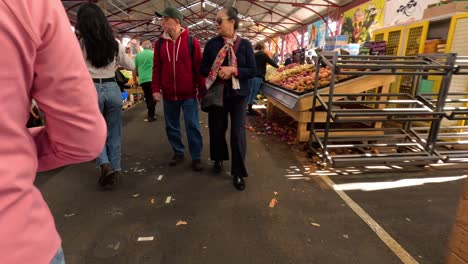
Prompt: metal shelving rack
<box><xmin>308</xmin><ymin>52</ymin><xmax>457</xmax><ymax>168</ymax></box>
<box><xmin>414</xmin><ymin>56</ymin><xmax>468</xmax><ymax>163</ymax></box>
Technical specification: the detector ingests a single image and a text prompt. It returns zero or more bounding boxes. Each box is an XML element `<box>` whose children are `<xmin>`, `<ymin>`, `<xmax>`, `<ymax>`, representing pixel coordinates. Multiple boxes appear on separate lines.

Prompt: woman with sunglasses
<box><xmin>200</xmin><ymin>7</ymin><xmax>256</xmax><ymax>191</ymax></box>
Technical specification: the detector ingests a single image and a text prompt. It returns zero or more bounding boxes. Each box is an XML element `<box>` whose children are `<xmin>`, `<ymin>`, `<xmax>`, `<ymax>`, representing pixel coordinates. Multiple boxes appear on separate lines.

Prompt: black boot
<box><xmin>213</xmin><ymin>160</ymin><xmax>223</xmax><ymax>173</ymax></box>
<box><xmin>247</xmin><ymin>104</ymin><xmax>258</xmax><ymax>116</ymax></box>
<box><xmin>233</xmin><ymin>175</ymin><xmax>245</xmax><ymax>191</ymax></box>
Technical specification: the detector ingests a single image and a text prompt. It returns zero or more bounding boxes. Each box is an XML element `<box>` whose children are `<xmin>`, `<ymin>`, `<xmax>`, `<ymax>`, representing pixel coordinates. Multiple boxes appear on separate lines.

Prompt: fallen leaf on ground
<box><xmin>176</xmin><ymin>220</ymin><xmax>188</xmax><ymax>226</ymax></box>
<box><xmin>311</xmin><ymin>223</ymin><xmax>321</xmax><ymax>227</ymax></box>
<box><xmin>132</xmin><ymin>194</ymin><xmax>140</xmax><ymax>198</ymax></box>
<box><xmin>269</xmin><ymin>198</ymin><xmax>278</xmax><ymax>208</ymax></box>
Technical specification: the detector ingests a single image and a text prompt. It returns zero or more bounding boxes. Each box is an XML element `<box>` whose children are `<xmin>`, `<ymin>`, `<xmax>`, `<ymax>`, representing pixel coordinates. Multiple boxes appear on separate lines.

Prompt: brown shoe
<box><xmin>169</xmin><ymin>155</ymin><xmax>184</xmax><ymax>166</ymax></box>
<box><xmin>192</xmin><ymin>159</ymin><xmax>203</xmax><ymax>171</ymax></box>
<box><xmin>98</xmin><ymin>163</ymin><xmax>114</xmax><ymax>187</ymax></box>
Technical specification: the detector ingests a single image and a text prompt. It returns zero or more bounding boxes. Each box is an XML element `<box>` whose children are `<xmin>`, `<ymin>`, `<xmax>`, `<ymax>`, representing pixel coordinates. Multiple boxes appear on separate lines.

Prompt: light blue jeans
<box><xmin>50</xmin><ymin>247</ymin><xmax>65</xmax><ymax>264</ymax></box>
<box><xmin>163</xmin><ymin>98</ymin><xmax>202</xmax><ymax>160</ymax></box>
<box><xmin>248</xmin><ymin>77</ymin><xmax>263</xmax><ymax>104</ymax></box>
<box><xmin>95</xmin><ymin>81</ymin><xmax>122</xmax><ymax>171</ymax></box>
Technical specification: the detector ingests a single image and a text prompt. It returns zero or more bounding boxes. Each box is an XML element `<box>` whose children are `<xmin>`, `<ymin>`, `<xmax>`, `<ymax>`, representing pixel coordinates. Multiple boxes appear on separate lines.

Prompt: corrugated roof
<box><xmin>62</xmin><ymin>0</ymin><xmax>353</xmax><ymax>45</ymax></box>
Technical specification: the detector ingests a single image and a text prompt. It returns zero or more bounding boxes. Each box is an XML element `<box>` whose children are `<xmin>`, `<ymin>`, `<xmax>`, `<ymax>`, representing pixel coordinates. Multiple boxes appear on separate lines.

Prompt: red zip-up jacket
<box><xmin>151</xmin><ymin>28</ymin><xmax>205</xmax><ymax>101</ymax></box>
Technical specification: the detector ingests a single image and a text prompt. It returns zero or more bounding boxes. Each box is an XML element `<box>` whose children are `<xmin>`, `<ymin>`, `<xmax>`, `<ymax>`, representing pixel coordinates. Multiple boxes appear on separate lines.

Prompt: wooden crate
<box><xmin>447</xmin><ymin>178</ymin><xmax>468</xmax><ymax>264</ymax></box>
<box><xmin>266</xmin><ymin>75</ymin><xmax>393</xmax><ymax>142</ymax></box>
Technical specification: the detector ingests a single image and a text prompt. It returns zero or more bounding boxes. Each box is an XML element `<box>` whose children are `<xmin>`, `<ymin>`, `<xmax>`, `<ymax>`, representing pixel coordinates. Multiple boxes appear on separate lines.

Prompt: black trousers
<box><xmin>208</xmin><ymin>95</ymin><xmax>248</xmax><ymax>178</ymax></box>
<box><xmin>141</xmin><ymin>82</ymin><xmax>156</xmax><ymax>118</ymax></box>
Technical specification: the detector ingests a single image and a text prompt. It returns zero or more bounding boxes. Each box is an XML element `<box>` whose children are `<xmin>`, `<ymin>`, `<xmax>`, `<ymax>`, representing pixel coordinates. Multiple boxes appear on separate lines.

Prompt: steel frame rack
<box><xmin>308</xmin><ymin>52</ymin><xmax>457</xmax><ymax>168</ymax></box>
<box><xmin>411</xmin><ymin>56</ymin><xmax>468</xmax><ymax>163</ymax></box>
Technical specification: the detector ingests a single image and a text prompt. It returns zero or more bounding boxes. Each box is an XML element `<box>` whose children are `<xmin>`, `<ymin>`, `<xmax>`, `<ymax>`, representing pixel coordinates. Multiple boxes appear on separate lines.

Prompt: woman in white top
<box><xmin>76</xmin><ymin>3</ymin><xmax>135</xmax><ymax>188</ymax></box>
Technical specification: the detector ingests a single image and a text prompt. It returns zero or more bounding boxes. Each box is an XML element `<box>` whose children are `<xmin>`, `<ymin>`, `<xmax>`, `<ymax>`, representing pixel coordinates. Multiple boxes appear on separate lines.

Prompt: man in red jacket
<box><xmin>152</xmin><ymin>7</ymin><xmax>205</xmax><ymax>171</ymax></box>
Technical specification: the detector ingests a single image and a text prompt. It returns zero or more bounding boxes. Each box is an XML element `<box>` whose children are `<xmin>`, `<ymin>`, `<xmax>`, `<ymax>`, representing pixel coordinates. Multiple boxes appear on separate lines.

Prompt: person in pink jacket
<box><xmin>0</xmin><ymin>0</ymin><xmax>107</xmax><ymax>263</ymax></box>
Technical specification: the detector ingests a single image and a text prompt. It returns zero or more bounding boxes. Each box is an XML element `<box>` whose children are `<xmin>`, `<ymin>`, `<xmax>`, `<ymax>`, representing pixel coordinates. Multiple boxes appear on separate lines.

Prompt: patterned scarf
<box><xmin>206</xmin><ymin>34</ymin><xmax>240</xmax><ymax>90</ymax></box>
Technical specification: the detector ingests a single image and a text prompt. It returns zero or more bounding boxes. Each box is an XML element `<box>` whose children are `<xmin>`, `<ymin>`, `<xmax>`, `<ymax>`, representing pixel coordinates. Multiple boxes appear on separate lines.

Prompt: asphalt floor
<box><xmin>36</xmin><ymin>102</ymin><xmax>467</xmax><ymax>264</ymax></box>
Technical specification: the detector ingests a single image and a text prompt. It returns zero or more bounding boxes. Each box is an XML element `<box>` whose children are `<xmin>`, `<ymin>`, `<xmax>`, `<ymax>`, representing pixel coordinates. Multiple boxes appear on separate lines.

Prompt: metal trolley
<box><xmin>308</xmin><ymin>52</ymin><xmax>458</xmax><ymax>168</ymax></box>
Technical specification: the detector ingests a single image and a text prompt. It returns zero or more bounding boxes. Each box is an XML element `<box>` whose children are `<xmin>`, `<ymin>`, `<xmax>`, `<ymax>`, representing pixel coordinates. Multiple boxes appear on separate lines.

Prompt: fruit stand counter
<box><xmin>262</xmin><ymin>74</ymin><xmax>395</xmax><ymax>142</ymax></box>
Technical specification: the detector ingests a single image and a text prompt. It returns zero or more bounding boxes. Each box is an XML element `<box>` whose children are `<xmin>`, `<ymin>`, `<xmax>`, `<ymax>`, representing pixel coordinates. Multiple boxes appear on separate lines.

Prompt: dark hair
<box><xmin>224</xmin><ymin>7</ymin><xmax>240</xmax><ymax>30</ymax></box>
<box><xmin>76</xmin><ymin>3</ymin><xmax>119</xmax><ymax>68</ymax></box>
<box><xmin>255</xmin><ymin>42</ymin><xmax>265</xmax><ymax>51</ymax></box>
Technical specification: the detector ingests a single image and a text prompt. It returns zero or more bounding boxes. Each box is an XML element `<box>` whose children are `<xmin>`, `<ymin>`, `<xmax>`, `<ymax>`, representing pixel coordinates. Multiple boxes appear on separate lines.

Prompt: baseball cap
<box><xmin>155</xmin><ymin>7</ymin><xmax>183</xmax><ymax>24</ymax></box>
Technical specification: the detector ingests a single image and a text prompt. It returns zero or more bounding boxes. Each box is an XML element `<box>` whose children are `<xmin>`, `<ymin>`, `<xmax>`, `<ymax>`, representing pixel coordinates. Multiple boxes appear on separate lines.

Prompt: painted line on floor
<box><xmin>320</xmin><ymin>175</ymin><xmax>419</xmax><ymax>264</ymax></box>
<box><xmin>165</xmin><ymin>196</ymin><xmax>172</xmax><ymax>204</ymax></box>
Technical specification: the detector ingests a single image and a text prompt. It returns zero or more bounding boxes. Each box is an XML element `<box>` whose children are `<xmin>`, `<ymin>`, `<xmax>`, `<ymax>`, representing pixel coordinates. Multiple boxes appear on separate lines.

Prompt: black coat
<box><xmin>200</xmin><ymin>36</ymin><xmax>257</xmax><ymax>97</ymax></box>
<box><xmin>255</xmin><ymin>50</ymin><xmax>279</xmax><ymax>79</ymax></box>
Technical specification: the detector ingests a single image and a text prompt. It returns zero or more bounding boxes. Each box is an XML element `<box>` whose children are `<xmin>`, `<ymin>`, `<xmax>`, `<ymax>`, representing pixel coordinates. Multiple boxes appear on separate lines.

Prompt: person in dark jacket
<box><xmin>200</xmin><ymin>7</ymin><xmax>256</xmax><ymax>191</ymax></box>
<box><xmin>247</xmin><ymin>42</ymin><xmax>279</xmax><ymax>115</ymax></box>
<box><xmin>152</xmin><ymin>7</ymin><xmax>206</xmax><ymax>171</ymax></box>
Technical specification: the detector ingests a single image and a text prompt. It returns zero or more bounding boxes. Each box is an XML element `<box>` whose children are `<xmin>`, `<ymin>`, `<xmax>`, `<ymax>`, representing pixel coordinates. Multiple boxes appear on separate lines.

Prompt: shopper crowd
<box><xmin>1</xmin><ymin>1</ymin><xmax>265</xmax><ymax>263</ymax></box>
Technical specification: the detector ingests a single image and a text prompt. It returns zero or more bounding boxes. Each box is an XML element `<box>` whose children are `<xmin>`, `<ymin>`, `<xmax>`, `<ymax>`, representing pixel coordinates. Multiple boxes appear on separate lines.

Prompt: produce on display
<box><xmin>265</xmin><ymin>64</ymin><xmax>349</xmax><ymax>93</ymax></box>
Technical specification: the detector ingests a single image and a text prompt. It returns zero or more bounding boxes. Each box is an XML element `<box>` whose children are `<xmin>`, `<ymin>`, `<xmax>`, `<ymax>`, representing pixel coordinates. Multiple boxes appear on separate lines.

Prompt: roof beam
<box><xmin>242</xmin><ymin>0</ymin><xmax>338</xmax><ymax>8</ymax></box>
<box><xmin>242</xmin><ymin>0</ymin><xmax>304</xmax><ymax>26</ymax></box>
<box><xmin>105</xmin><ymin>0</ymin><xmax>151</xmax><ymax>18</ymax></box>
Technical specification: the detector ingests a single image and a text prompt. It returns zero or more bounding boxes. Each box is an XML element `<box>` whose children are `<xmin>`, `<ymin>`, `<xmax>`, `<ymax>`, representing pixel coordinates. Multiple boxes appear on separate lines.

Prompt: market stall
<box><xmin>262</xmin><ymin>63</ymin><xmax>394</xmax><ymax>142</ymax></box>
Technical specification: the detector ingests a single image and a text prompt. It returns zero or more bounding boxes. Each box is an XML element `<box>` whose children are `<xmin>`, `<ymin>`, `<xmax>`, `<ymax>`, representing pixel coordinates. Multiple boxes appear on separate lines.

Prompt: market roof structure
<box><xmin>61</xmin><ymin>0</ymin><xmax>355</xmax><ymax>46</ymax></box>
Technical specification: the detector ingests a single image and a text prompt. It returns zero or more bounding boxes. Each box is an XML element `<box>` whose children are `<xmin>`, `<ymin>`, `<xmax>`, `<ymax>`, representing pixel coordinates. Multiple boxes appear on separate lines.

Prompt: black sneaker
<box><xmin>169</xmin><ymin>155</ymin><xmax>184</xmax><ymax>166</ymax></box>
<box><xmin>192</xmin><ymin>159</ymin><xmax>203</xmax><ymax>171</ymax></box>
<box><xmin>246</xmin><ymin>109</ymin><xmax>260</xmax><ymax>116</ymax></box>
<box><xmin>148</xmin><ymin>117</ymin><xmax>157</xmax><ymax>122</ymax></box>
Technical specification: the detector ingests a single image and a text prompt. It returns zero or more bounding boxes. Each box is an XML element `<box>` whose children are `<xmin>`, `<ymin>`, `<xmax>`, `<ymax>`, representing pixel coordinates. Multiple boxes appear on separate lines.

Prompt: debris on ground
<box><xmin>64</xmin><ymin>213</ymin><xmax>76</xmax><ymax>218</ymax></box>
<box><xmin>248</xmin><ymin>112</ymin><xmax>297</xmax><ymax>143</ymax></box>
<box><xmin>150</xmin><ymin>198</ymin><xmax>156</xmax><ymax>204</ymax></box>
<box><xmin>132</xmin><ymin>194</ymin><xmax>140</xmax><ymax>198</ymax></box>
<box><xmin>311</xmin><ymin>223</ymin><xmax>321</xmax><ymax>227</ymax></box>
<box><xmin>269</xmin><ymin>198</ymin><xmax>278</xmax><ymax>208</ymax></box>
<box><xmin>176</xmin><ymin>220</ymin><xmax>188</xmax><ymax>226</ymax></box>
<box><xmin>137</xmin><ymin>236</ymin><xmax>154</xmax><ymax>242</ymax></box>
<box><xmin>342</xmin><ymin>234</ymin><xmax>350</xmax><ymax>239</ymax></box>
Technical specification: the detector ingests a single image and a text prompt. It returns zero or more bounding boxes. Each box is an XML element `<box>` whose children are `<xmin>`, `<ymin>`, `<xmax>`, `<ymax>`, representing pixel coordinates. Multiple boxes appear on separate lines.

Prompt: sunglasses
<box><xmin>216</xmin><ymin>18</ymin><xmax>230</xmax><ymax>25</ymax></box>
<box><xmin>353</xmin><ymin>21</ymin><xmax>363</xmax><ymax>28</ymax></box>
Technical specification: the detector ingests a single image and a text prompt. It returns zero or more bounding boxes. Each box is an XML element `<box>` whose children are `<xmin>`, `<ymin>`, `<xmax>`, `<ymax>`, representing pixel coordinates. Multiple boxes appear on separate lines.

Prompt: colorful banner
<box><xmin>268</xmin><ymin>36</ymin><xmax>281</xmax><ymax>54</ymax></box>
<box><xmin>284</xmin><ymin>31</ymin><xmax>301</xmax><ymax>57</ymax></box>
<box><xmin>383</xmin><ymin>0</ymin><xmax>439</xmax><ymax>26</ymax></box>
<box><xmin>341</xmin><ymin>0</ymin><xmax>386</xmax><ymax>44</ymax></box>
<box><xmin>326</xmin><ymin>17</ymin><xmax>342</xmax><ymax>37</ymax></box>
<box><xmin>307</xmin><ymin>19</ymin><xmax>327</xmax><ymax>49</ymax></box>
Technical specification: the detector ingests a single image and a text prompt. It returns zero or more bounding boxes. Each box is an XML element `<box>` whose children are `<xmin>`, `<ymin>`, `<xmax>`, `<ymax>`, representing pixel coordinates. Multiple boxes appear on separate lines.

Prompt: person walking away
<box><xmin>76</xmin><ymin>3</ymin><xmax>135</xmax><ymax>188</ymax></box>
<box><xmin>200</xmin><ymin>7</ymin><xmax>257</xmax><ymax>190</ymax></box>
<box><xmin>152</xmin><ymin>7</ymin><xmax>206</xmax><ymax>171</ymax></box>
<box><xmin>133</xmin><ymin>40</ymin><xmax>156</xmax><ymax>122</ymax></box>
<box><xmin>247</xmin><ymin>42</ymin><xmax>278</xmax><ymax>115</ymax></box>
<box><xmin>0</xmin><ymin>0</ymin><xmax>107</xmax><ymax>263</ymax></box>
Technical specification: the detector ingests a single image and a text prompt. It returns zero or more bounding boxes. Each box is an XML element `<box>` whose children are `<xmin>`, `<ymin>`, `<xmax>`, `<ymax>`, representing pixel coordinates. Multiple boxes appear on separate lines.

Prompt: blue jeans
<box><xmin>50</xmin><ymin>247</ymin><xmax>65</xmax><ymax>264</ymax></box>
<box><xmin>247</xmin><ymin>77</ymin><xmax>263</xmax><ymax>104</ymax></box>
<box><xmin>163</xmin><ymin>98</ymin><xmax>202</xmax><ymax>160</ymax></box>
<box><xmin>95</xmin><ymin>81</ymin><xmax>122</xmax><ymax>171</ymax></box>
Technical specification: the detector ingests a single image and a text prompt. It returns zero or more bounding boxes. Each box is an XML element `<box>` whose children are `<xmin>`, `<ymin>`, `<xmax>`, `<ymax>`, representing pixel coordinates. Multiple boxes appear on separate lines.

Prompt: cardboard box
<box><xmin>423</xmin><ymin>2</ymin><xmax>468</xmax><ymax>19</ymax></box>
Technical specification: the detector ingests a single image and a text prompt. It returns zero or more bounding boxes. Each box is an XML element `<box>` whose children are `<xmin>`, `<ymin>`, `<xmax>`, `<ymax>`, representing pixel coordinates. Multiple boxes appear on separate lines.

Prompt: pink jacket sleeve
<box><xmin>18</xmin><ymin>0</ymin><xmax>107</xmax><ymax>171</ymax></box>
